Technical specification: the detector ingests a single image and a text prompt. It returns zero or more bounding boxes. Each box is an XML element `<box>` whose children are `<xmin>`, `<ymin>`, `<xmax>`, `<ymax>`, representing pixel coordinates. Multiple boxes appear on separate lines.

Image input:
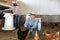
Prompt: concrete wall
<box><xmin>17</xmin><ymin>0</ymin><xmax>60</xmax><ymax>15</ymax></box>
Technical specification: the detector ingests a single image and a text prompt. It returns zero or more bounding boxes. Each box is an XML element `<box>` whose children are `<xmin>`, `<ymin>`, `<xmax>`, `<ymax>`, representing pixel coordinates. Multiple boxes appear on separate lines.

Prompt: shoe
<box><xmin>37</xmin><ymin>30</ymin><xmax>40</xmax><ymax>34</ymax></box>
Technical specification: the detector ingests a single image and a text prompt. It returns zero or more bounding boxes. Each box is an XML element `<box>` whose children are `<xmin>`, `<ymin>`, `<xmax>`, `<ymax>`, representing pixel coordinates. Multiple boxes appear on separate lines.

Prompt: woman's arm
<box><xmin>24</xmin><ymin>18</ymin><xmax>29</xmax><ymax>27</ymax></box>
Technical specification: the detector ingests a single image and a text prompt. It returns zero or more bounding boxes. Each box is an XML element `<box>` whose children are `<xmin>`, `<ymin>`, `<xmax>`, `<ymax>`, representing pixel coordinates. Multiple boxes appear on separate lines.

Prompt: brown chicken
<box><xmin>43</xmin><ymin>31</ymin><xmax>59</xmax><ymax>40</ymax></box>
<box><xmin>53</xmin><ymin>32</ymin><xmax>59</xmax><ymax>40</ymax></box>
<box><xmin>34</xmin><ymin>31</ymin><xmax>39</xmax><ymax>40</ymax></box>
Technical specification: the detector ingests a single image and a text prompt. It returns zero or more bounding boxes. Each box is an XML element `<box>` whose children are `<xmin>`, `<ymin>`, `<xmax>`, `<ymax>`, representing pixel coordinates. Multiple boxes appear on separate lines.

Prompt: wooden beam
<box><xmin>4</xmin><ymin>0</ymin><xmax>12</xmax><ymax>5</ymax></box>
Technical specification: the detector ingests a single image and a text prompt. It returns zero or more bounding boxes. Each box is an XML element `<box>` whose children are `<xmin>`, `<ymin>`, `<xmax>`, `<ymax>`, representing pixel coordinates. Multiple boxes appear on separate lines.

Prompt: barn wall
<box><xmin>17</xmin><ymin>0</ymin><xmax>60</xmax><ymax>15</ymax></box>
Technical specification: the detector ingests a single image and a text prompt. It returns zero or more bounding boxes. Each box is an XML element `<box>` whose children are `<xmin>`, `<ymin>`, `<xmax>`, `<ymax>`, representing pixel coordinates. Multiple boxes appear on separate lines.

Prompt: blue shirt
<box><xmin>24</xmin><ymin>17</ymin><xmax>38</xmax><ymax>28</ymax></box>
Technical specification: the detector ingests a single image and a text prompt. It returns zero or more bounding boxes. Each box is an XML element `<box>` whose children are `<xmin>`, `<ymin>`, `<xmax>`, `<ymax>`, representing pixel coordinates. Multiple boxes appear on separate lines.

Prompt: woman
<box><xmin>24</xmin><ymin>12</ymin><xmax>39</xmax><ymax>37</ymax></box>
<box><xmin>5</xmin><ymin>1</ymin><xmax>21</xmax><ymax>29</ymax></box>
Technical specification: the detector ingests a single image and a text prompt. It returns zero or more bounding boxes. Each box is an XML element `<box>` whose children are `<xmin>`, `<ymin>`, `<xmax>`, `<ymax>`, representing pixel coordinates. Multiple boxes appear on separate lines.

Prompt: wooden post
<box><xmin>15</xmin><ymin>29</ymin><xmax>19</xmax><ymax>40</ymax></box>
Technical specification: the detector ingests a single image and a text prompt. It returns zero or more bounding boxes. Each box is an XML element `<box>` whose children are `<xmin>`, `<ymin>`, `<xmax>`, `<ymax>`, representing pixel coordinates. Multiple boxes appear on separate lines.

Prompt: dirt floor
<box><xmin>0</xmin><ymin>24</ymin><xmax>60</xmax><ymax>40</ymax></box>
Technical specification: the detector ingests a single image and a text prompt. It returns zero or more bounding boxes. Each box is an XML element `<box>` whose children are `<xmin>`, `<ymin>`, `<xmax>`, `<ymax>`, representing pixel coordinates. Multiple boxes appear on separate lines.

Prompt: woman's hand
<box><xmin>11</xmin><ymin>14</ymin><xmax>14</xmax><ymax>15</ymax></box>
<box><xmin>32</xmin><ymin>26</ymin><xmax>35</xmax><ymax>29</ymax></box>
<box><xmin>11</xmin><ymin>14</ymin><xmax>15</xmax><ymax>16</ymax></box>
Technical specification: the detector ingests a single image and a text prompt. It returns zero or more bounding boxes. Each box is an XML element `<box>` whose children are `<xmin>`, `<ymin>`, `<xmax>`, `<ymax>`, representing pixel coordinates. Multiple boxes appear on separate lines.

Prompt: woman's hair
<box><xmin>13</xmin><ymin>3</ymin><xmax>18</xmax><ymax>6</ymax></box>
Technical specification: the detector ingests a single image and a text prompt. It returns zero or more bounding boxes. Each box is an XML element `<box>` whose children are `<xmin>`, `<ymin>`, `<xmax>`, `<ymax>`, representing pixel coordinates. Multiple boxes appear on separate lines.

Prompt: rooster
<box><xmin>43</xmin><ymin>31</ymin><xmax>59</xmax><ymax>40</ymax></box>
<box><xmin>53</xmin><ymin>32</ymin><xmax>59</xmax><ymax>40</ymax></box>
<box><xmin>17</xmin><ymin>29</ymin><xmax>29</xmax><ymax>40</ymax></box>
<box><xmin>34</xmin><ymin>31</ymin><xmax>39</xmax><ymax>40</ymax></box>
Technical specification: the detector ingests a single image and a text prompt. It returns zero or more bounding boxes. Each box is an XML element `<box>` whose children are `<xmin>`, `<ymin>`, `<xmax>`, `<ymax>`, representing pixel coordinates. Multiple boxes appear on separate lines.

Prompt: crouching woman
<box><xmin>24</xmin><ymin>12</ymin><xmax>40</xmax><ymax>37</ymax></box>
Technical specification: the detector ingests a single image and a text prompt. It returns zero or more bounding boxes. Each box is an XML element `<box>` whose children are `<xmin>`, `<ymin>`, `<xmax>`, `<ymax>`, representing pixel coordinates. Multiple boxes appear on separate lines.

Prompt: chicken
<box><xmin>43</xmin><ymin>30</ymin><xmax>52</xmax><ymax>40</ymax></box>
<box><xmin>43</xmin><ymin>31</ymin><xmax>59</xmax><ymax>40</ymax></box>
<box><xmin>17</xmin><ymin>29</ymin><xmax>29</xmax><ymax>40</ymax></box>
<box><xmin>53</xmin><ymin>32</ymin><xmax>59</xmax><ymax>40</ymax></box>
<box><xmin>34</xmin><ymin>31</ymin><xmax>39</xmax><ymax>40</ymax></box>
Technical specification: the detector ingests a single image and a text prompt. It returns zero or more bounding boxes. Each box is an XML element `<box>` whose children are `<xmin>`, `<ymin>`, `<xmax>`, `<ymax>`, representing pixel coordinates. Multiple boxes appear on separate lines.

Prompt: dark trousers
<box><xmin>14</xmin><ymin>15</ymin><xmax>21</xmax><ymax>29</ymax></box>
